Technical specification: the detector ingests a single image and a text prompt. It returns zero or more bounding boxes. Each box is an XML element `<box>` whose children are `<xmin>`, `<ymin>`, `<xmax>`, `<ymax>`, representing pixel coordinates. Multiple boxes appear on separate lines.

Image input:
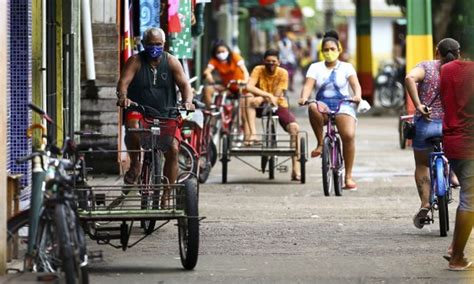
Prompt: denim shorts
<box><xmin>412</xmin><ymin>118</ymin><xmax>442</xmax><ymax>151</ymax></box>
<box><xmin>450</xmin><ymin>160</ymin><xmax>474</xmax><ymax>212</ymax></box>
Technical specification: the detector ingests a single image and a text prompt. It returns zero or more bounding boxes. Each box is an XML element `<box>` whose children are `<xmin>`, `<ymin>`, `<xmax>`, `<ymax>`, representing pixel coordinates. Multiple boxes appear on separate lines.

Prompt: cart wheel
<box><xmin>178</xmin><ymin>178</ymin><xmax>199</xmax><ymax>270</ymax></box>
<box><xmin>300</xmin><ymin>137</ymin><xmax>306</xmax><ymax>184</ymax></box>
<box><xmin>269</xmin><ymin>157</ymin><xmax>275</xmax><ymax>180</ymax></box>
<box><xmin>221</xmin><ymin>134</ymin><xmax>228</xmax><ymax>183</ymax></box>
<box><xmin>210</xmin><ymin>139</ymin><xmax>218</xmax><ymax>167</ymax></box>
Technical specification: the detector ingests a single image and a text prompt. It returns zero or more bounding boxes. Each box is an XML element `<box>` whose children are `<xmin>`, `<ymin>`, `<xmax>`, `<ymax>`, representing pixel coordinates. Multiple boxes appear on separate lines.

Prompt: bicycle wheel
<box><xmin>198</xmin><ymin>141</ymin><xmax>214</xmax><ymax>183</ymax></box>
<box><xmin>178</xmin><ymin>178</ymin><xmax>199</xmax><ymax>270</ymax></box>
<box><xmin>266</xmin><ymin>117</ymin><xmax>277</xmax><ymax>180</ymax></box>
<box><xmin>55</xmin><ymin>204</ymin><xmax>86</xmax><ymax>283</ymax></box>
<box><xmin>7</xmin><ymin>209</ymin><xmax>29</xmax><ymax>242</ymax></box>
<box><xmin>221</xmin><ymin>134</ymin><xmax>229</xmax><ymax>183</ymax></box>
<box><xmin>435</xmin><ymin>158</ymin><xmax>449</xmax><ymax>237</ymax></box>
<box><xmin>322</xmin><ymin>137</ymin><xmax>334</xmax><ymax>196</ymax></box>
<box><xmin>210</xmin><ymin>139</ymin><xmax>218</xmax><ymax>167</ymax></box>
<box><xmin>299</xmin><ymin>137</ymin><xmax>306</xmax><ymax>184</ymax></box>
<box><xmin>398</xmin><ymin>117</ymin><xmax>407</xmax><ymax>149</ymax></box>
<box><xmin>140</xmin><ymin>154</ymin><xmax>159</xmax><ymax>234</ymax></box>
<box><xmin>333</xmin><ymin>137</ymin><xmax>344</xmax><ymax>196</ymax></box>
<box><xmin>178</xmin><ymin>142</ymin><xmax>198</xmax><ymax>183</ymax></box>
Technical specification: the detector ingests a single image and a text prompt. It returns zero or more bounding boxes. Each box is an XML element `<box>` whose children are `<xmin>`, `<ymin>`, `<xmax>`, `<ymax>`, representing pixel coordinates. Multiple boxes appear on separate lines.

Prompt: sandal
<box><xmin>310</xmin><ymin>146</ymin><xmax>323</xmax><ymax>158</ymax></box>
<box><xmin>124</xmin><ymin>165</ymin><xmax>141</xmax><ymax>184</ymax></box>
<box><xmin>291</xmin><ymin>175</ymin><xmax>301</xmax><ymax>181</ymax></box>
<box><xmin>413</xmin><ymin>207</ymin><xmax>430</xmax><ymax>229</ymax></box>
<box><xmin>448</xmin><ymin>261</ymin><xmax>473</xmax><ymax>271</ymax></box>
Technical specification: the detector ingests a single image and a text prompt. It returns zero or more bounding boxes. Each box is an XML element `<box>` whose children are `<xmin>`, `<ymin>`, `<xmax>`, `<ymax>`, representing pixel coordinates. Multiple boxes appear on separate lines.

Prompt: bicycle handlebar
<box><xmin>302</xmin><ymin>98</ymin><xmax>356</xmax><ymax>114</ymax></box>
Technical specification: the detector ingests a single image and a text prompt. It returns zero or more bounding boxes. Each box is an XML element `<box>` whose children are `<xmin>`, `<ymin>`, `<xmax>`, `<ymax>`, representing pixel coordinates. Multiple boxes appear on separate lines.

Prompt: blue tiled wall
<box><xmin>8</xmin><ymin>0</ymin><xmax>32</xmax><ymax>188</ymax></box>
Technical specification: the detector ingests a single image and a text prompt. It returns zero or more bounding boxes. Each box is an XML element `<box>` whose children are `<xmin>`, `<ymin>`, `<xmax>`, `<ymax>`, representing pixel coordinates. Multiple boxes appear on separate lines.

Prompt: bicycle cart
<box><xmin>220</xmin><ymin>104</ymin><xmax>308</xmax><ymax>184</ymax></box>
<box><xmin>75</xmin><ymin>104</ymin><xmax>201</xmax><ymax>270</ymax></box>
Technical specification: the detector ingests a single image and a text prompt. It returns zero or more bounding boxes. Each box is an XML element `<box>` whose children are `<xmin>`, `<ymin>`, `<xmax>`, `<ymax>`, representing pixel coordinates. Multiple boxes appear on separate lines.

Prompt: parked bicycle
<box><xmin>7</xmin><ymin>103</ymin><xmax>88</xmax><ymax>283</ymax></box>
<box><xmin>303</xmin><ymin>99</ymin><xmax>356</xmax><ymax>196</ymax></box>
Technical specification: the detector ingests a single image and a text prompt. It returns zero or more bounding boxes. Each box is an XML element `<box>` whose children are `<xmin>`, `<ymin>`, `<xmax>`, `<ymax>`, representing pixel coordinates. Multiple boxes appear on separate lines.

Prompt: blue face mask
<box><xmin>145</xmin><ymin>45</ymin><xmax>163</xmax><ymax>59</ymax></box>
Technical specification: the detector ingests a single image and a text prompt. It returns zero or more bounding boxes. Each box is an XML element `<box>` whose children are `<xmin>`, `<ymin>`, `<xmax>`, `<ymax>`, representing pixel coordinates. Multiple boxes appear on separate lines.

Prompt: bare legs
<box><xmin>287</xmin><ymin>122</ymin><xmax>300</xmax><ymax>178</ymax></box>
<box><xmin>308</xmin><ymin>104</ymin><xmax>325</xmax><ymax>157</ymax></box>
<box><xmin>413</xmin><ymin>150</ymin><xmax>431</xmax><ymax>208</ymax></box>
<box><xmin>161</xmin><ymin>139</ymin><xmax>180</xmax><ymax>208</ymax></box>
<box><xmin>124</xmin><ymin>119</ymin><xmax>141</xmax><ymax>183</ymax></box>
<box><xmin>335</xmin><ymin>115</ymin><xmax>356</xmax><ymax>186</ymax></box>
<box><xmin>307</xmin><ymin>106</ymin><xmax>357</xmax><ymax>186</ymax></box>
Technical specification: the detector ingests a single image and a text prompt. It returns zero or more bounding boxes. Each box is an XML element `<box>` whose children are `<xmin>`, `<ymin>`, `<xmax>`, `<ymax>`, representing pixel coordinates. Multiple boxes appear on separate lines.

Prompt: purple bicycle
<box><xmin>304</xmin><ymin>99</ymin><xmax>356</xmax><ymax>196</ymax></box>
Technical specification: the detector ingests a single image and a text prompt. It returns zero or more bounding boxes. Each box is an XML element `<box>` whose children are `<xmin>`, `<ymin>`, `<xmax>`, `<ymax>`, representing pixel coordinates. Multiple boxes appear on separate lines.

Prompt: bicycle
<box><xmin>303</xmin><ymin>99</ymin><xmax>356</xmax><ymax>196</ymax></box>
<box><xmin>181</xmin><ymin>98</ymin><xmax>219</xmax><ymax>183</ymax></box>
<box><xmin>8</xmin><ymin>104</ymin><xmax>88</xmax><ymax>283</ymax></box>
<box><xmin>400</xmin><ymin>116</ymin><xmax>452</xmax><ymax>237</ymax></box>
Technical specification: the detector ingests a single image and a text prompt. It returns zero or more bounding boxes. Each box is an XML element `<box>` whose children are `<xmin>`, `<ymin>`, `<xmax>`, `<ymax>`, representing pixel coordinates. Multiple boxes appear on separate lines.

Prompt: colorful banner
<box><xmin>139</xmin><ymin>0</ymin><xmax>160</xmax><ymax>38</ymax></box>
<box><xmin>169</xmin><ymin>0</ymin><xmax>192</xmax><ymax>59</ymax></box>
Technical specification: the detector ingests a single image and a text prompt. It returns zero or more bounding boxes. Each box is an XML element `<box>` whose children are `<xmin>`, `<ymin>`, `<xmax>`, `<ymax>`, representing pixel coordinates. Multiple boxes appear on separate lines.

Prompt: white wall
<box><xmin>91</xmin><ymin>0</ymin><xmax>116</xmax><ymax>24</ymax></box>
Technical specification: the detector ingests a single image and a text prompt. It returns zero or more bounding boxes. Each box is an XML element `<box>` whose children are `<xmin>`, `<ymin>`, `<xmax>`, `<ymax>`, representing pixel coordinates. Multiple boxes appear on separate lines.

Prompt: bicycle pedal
<box><xmin>277</xmin><ymin>165</ymin><xmax>288</xmax><ymax>173</ymax></box>
<box><xmin>421</xmin><ymin>217</ymin><xmax>433</xmax><ymax>225</ymax></box>
<box><xmin>87</xmin><ymin>250</ymin><xmax>104</xmax><ymax>262</ymax></box>
<box><xmin>95</xmin><ymin>193</ymin><xmax>106</xmax><ymax>206</ymax></box>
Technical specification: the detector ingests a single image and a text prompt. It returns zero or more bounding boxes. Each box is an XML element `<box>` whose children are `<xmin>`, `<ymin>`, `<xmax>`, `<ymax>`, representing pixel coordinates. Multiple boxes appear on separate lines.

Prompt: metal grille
<box><xmin>8</xmin><ymin>0</ymin><xmax>32</xmax><ymax>188</ymax></box>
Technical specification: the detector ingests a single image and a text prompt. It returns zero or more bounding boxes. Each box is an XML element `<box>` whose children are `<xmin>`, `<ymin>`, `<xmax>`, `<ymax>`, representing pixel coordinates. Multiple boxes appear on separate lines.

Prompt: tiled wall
<box><xmin>8</xmin><ymin>0</ymin><xmax>32</xmax><ymax>188</ymax></box>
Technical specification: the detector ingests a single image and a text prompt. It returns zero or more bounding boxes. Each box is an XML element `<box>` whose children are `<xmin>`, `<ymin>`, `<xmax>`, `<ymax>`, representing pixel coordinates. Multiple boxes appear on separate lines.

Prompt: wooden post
<box><xmin>7</xmin><ymin>175</ymin><xmax>22</xmax><ymax>262</ymax></box>
<box><xmin>0</xmin><ymin>0</ymin><xmax>9</xmax><ymax>275</ymax></box>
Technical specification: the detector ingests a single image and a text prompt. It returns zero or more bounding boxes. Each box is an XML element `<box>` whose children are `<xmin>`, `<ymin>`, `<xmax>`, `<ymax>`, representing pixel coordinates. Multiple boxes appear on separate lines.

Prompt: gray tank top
<box><xmin>127</xmin><ymin>51</ymin><xmax>178</xmax><ymax>118</ymax></box>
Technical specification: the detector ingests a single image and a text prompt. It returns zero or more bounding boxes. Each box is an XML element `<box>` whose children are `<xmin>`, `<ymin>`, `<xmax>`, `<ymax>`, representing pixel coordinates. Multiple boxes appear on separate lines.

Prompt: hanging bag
<box><xmin>403</xmin><ymin>92</ymin><xmax>440</xmax><ymax>139</ymax></box>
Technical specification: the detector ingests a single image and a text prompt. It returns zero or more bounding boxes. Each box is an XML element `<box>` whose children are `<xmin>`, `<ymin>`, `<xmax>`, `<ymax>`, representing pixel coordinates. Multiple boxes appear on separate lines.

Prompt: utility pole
<box><xmin>324</xmin><ymin>0</ymin><xmax>335</xmax><ymax>31</ymax></box>
<box><xmin>406</xmin><ymin>0</ymin><xmax>433</xmax><ymax>114</ymax></box>
<box><xmin>356</xmin><ymin>0</ymin><xmax>374</xmax><ymax>105</ymax></box>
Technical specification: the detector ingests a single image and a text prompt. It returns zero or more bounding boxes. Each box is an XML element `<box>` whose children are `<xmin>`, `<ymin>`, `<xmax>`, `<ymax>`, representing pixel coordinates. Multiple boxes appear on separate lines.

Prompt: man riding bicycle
<box><xmin>116</xmin><ymin>27</ymin><xmax>194</xmax><ymax>205</ymax></box>
<box><xmin>244</xmin><ymin>49</ymin><xmax>301</xmax><ymax>181</ymax></box>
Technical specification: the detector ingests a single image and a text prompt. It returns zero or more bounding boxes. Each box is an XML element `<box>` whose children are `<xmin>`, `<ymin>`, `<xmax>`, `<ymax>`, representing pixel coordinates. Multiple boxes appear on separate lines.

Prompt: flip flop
<box><xmin>291</xmin><ymin>175</ymin><xmax>301</xmax><ymax>181</ymax></box>
<box><xmin>343</xmin><ymin>183</ymin><xmax>357</xmax><ymax>191</ymax></box>
<box><xmin>448</xmin><ymin>261</ymin><xmax>473</xmax><ymax>271</ymax></box>
<box><xmin>310</xmin><ymin>147</ymin><xmax>322</xmax><ymax>158</ymax></box>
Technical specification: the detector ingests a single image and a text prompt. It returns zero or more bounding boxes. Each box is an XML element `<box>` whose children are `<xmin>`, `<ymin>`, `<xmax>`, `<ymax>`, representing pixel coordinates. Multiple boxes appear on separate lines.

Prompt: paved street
<box><xmin>85</xmin><ymin>86</ymin><xmax>474</xmax><ymax>283</ymax></box>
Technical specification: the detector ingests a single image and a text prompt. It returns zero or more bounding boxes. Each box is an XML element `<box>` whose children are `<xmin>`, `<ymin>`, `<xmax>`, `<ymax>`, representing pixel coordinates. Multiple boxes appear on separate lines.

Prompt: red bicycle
<box><xmin>181</xmin><ymin>98</ymin><xmax>220</xmax><ymax>183</ymax></box>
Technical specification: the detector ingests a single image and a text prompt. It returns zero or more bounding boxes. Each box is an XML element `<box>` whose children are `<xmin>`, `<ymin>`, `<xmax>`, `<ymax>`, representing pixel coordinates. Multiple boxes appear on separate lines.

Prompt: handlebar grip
<box><xmin>192</xmin><ymin>99</ymin><xmax>206</xmax><ymax>109</ymax></box>
<box><xmin>28</xmin><ymin>103</ymin><xmax>46</xmax><ymax>115</ymax></box>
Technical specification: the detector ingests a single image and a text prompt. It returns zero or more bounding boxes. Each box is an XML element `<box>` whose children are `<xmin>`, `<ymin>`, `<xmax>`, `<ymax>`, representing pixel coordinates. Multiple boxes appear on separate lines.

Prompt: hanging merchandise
<box><xmin>139</xmin><ymin>0</ymin><xmax>161</xmax><ymax>39</ymax></box>
<box><xmin>191</xmin><ymin>3</ymin><xmax>205</xmax><ymax>37</ymax></box>
<box><xmin>122</xmin><ymin>0</ymin><xmax>133</xmax><ymax>62</ymax></box>
<box><xmin>168</xmin><ymin>0</ymin><xmax>182</xmax><ymax>33</ymax></box>
<box><xmin>169</xmin><ymin>0</ymin><xmax>192</xmax><ymax>58</ymax></box>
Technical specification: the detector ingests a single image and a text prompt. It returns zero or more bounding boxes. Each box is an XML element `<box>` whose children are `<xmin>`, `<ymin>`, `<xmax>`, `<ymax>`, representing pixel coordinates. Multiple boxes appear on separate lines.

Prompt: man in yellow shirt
<box><xmin>244</xmin><ymin>49</ymin><xmax>301</xmax><ymax>181</ymax></box>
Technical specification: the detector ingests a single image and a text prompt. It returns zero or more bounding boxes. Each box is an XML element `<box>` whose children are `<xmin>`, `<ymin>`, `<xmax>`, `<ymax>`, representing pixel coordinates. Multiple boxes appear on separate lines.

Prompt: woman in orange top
<box><xmin>202</xmin><ymin>41</ymin><xmax>249</xmax><ymax>107</ymax></box>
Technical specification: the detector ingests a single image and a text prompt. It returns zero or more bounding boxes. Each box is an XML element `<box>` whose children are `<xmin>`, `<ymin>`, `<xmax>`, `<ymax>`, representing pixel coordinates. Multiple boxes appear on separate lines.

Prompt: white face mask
<box><xmin>216</xmin><ymin>51</ymin><xmax>229</xmax><ymax>61</ymax></box>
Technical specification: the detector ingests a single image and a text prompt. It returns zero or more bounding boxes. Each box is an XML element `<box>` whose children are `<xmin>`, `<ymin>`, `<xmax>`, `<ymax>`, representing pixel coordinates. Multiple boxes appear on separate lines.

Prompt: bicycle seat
<box><xmin>426</xmin><ymin>136</ymin><xmax>443</xmax><ymax>148</ymax></box>
<box><xmin>257</xmin><ymin>104</ymin><xmax>278</xmax><ymax>118</ymax></box>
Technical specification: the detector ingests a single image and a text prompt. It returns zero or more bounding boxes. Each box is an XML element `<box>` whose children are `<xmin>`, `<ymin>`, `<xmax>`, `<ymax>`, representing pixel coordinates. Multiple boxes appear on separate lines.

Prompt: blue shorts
<box><xmin>450</xmin><ymin>160</ymin><xmax>474</xmax><ymax>212</ymax></box>
<box><xmin>412</xmin><ymin>118</ymin><xmax>442</xmax><ymax>151</ymax></box>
